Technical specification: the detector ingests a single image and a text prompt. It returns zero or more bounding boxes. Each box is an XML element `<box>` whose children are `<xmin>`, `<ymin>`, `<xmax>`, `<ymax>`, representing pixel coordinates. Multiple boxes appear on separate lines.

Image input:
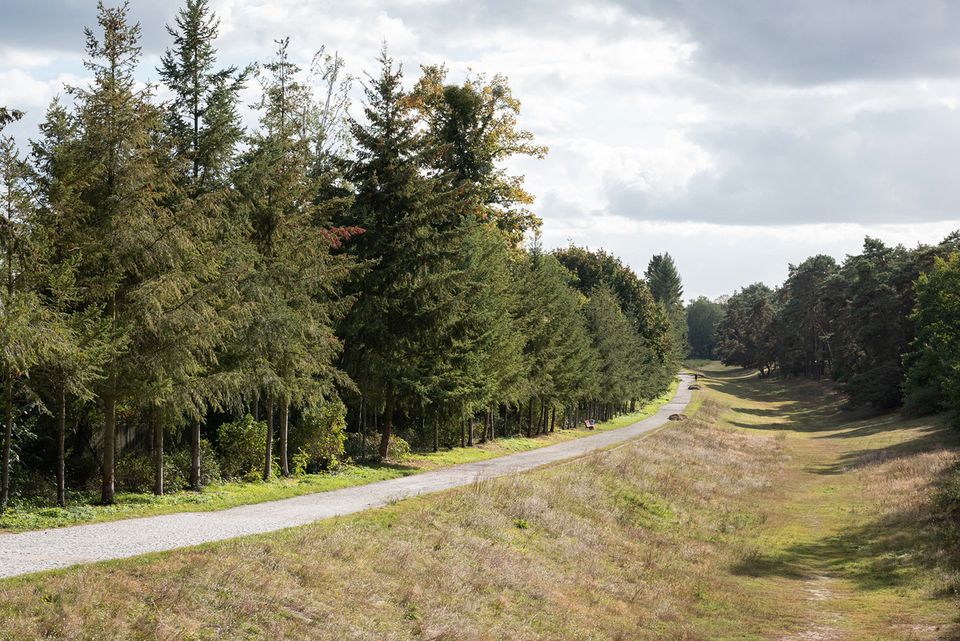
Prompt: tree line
<box><xmin>694</xmin><ymin>234</ymin><xmax>960</xmax><ymax>421</ymax></box>
<box><xmin>0</xmin><ymin>0</ymin><xmax>684</xmax><ymax>510</ymax></box>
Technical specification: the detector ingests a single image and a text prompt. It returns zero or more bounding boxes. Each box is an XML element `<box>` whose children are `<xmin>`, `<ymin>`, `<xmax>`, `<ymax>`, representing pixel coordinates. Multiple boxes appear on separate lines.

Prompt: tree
<box><xmin>646</xmin><ymin>252</ymin><xmax>687</xmax><ymax>367</ymax></box>
<box><xmin>158</xmin><ymin>0</ymin><xmax>250</xmax><ymax>492</ymax></box>
<box><xmin>645</xmin><ymin>253</ymin><xmax>683</xmax><ymax>308</ymax></box>
<box><xmin>414</xmin><ymin>66</ymin><xmax>547</xmax><ymax>243</ymax></box>
<box><xmin>904</xmin><ymin>252</ymin><xmax>960</xmax><ymax>420</ymax></box>
<box><xmin>0</xmin><ymin>136</ymin><xmax>53</xmax><ymax>510</ymax></box>
<box><xmin>0</xmin><ymin>108</ymin><xmax>23</xmax><ymax>133</ymax></box>
<box><xmin>29</xmin><ymin>99</ymin><xmax>110</xmax><ymax>507</ymax></box>
<box><xmin>554</xmin><ymin>245</ymin><xmax>672</xmax><ymax>398</ymax></box>
<box><xmin>686</xmin><ymin>296</ymin><xmax>724</xmax><ymax>360</ymax></box>
<box><xmin>776</xmin><ymin>255</ymin><xmax>838</xmax><ymax>377</ymax></box>
<box><xmin>715</xmin><ymin>283</ymin><xmax>778</xmax><ymax>376</ymax></box>
<box><xmin>234</xmin><ymin>38</ymin><xmax>355</xmax><ymax>478</ymax></box>
<box><xmin>67</xmin><ymin>1</ymin><xmax>186</xmax><ymax>503</ymax></box>
<box><xmin>341</xmin><ymin>47</ymin><xmax>458</xmax><ymax>458</ymax></box>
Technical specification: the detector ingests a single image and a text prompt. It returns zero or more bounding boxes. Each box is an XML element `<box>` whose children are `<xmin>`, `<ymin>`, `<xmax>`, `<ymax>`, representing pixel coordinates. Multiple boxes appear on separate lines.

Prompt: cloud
<box><xmin>619</xmin><ymin>0</ymin><xmax>960</xmax><ymax>85</ymax></box>
<box><xmin>603</xmin><ymin>105</ymin><xmax>960</xmax><ymax>224</ymax></box>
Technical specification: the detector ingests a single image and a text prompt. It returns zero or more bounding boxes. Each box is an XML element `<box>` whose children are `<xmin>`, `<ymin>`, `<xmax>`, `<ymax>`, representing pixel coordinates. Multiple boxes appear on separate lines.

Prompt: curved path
<box><xmin>0</xmin><ymin>375</ymin><xmax>694</xmax><ymax>579</ymax></box>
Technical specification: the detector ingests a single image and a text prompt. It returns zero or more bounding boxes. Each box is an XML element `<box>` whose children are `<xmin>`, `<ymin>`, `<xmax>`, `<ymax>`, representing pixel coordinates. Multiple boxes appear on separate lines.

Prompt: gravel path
<box><xmin>0</xmin><ymin>375</ymin><xmax>693</xmax><ymax>579</ymax></box>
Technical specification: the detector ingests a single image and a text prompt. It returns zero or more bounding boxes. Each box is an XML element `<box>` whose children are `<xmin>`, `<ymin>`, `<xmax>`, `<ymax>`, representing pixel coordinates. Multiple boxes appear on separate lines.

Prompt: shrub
<box><xmin>217</xmin><ymin>415</ymin><xmax>267</xmax><ymax>480</ymax></box>
<box><xmin>387</xmin><ymin>435</ymin><xmax>412</xmax><ymax>462</ymax></box>
<box><xmin>168</xmin><ymin>439</ymin><xmax>221</xmax><ymax>489</ymax></box>
<box><xmin>292</xmin><ymin>400</ymin><xmax>347</xmax><ymax>473</ymax></box>
<box><xmin>115</xmin><ymin>452</ymin><xmax>154</xmax><ymax>493</ymax></box>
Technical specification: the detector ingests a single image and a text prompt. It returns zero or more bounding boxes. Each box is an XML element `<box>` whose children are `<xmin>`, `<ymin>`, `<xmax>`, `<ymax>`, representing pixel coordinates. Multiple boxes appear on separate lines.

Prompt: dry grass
<box><xmin>0</xmin><ymin>399</ymin><xmax>788</xmax><ymax>641</ymax></box>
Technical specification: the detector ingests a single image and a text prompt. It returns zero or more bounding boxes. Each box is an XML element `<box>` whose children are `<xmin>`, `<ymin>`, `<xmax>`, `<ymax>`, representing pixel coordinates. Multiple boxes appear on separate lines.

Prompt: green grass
<box><xmin>0</xmin><ymin>378</ymin><xmax>680</xmax><ymax>532</ymax></box>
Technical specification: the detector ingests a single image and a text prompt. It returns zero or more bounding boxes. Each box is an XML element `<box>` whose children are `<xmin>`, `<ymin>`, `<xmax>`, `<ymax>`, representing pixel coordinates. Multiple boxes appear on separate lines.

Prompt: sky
<box><xmin>2</xmin><ymin>0</ymin><xmax>959</xmax><ymax>300</ymax></box>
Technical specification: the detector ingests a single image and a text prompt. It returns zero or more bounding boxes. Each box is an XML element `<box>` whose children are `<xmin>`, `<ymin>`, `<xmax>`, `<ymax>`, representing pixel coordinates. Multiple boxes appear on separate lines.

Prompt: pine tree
<box><xmin>341</xmin><ymin>47</ymin><xmax>460</xmax><ymax>458</ymax></box>
<box><xmin>158</xmin><ymin>0</ymin><xmax>250</xmax><ymax>491</ymax></box>
<box><xmin>67</xmin><ymin>1</ymin><xmax>184</xmax><ymax>503</ymax></box>
<box><xmin>29</xmin><ymin>99</ymin><xmax>111</xmax><ymax>507</ymax></box>
<box><xmin>0</xmin><ymin>135</ymin><xmax>53</xmax><ymax>510</ymax></box>
<box><xmin>235</xmin><ymin>38</ymin><xmax>355</xmax><ymax>478</ymax></box>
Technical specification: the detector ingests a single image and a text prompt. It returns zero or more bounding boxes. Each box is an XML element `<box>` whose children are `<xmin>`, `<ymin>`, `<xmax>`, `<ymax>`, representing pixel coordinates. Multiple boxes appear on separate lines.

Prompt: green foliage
<box><xmin>905</xmin><ymin>253</ymin><xmax>960</xmax><ymax>421</ymax></box>
<box><xmin>386</xmin><ymin>435</ymin><xmax>412</xmax><ymax>462</ymax></box>
<box><xmin>646</xmin><ymin>253</ymin><xmax>684</xmax><ymax>308</ymax></box>
<box><xmin>292</xmin><ymin>401</ymin><xmax>348</xmax><ymax>472</ymax></box>
<box><xmin>169</xmin><ymin>440</ymin><xmax>221</xmax><ymax>488</ymax></box>
<box><xmin>217</xmin><ymin>415</ymin><xmax>267</xmax><ymax>479</ymax></box>
<box><xmin>716</xmin><ymin>283</ymin><xmax>779</xmax><ymax>376</ymax></box>
<box><xmin>0</xmin><ymin>2</ymin><xmax>678</xmax><ymax>513</ymax></box>
<box><xmin>686</xmin><ymin>296</ymin><xmax>724</xmax><ymax>359</ymax></box>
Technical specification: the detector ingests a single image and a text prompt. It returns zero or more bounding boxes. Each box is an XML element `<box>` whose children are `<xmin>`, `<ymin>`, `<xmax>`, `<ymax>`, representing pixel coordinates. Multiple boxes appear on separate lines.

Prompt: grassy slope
<box><xmin>0</xmin><ymin>380</ymin><xmax>679</xmax><ymax>532</ymax></box>
<box><xmin>1</xmin><ymin>366</ymin><xmax>957</xmax><ymax>640</ymax></box>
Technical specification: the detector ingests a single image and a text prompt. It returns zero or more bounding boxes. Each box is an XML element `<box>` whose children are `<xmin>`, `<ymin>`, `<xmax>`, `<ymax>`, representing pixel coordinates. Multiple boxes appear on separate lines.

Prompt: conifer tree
<box><xmin>342</xmin><ymin>47</ymin><xmax>460</xmax><ymax>458</ymax></box>
<box><xmin>158</xmin><ymin>0</ymin><xmax>250</xmax><ymax>491</ymax></box>
<box><xmin>235</xmin><ymin>38</ymin><xmax>354</xmax><ymax>477</ymax></box>
<box><xmin>67</xmin><ymin>1</ymin><xmax>185</xmax><ymax>503</ymax></box>
<box><xmin>30</xmin><ymin>100</ymin><xmax>110</xmax><ymax>507</ymax></box>
<box><xmin>0</xmin><ymin>136</ymin><xmax>52</xmax><ymax>510</ymax></box>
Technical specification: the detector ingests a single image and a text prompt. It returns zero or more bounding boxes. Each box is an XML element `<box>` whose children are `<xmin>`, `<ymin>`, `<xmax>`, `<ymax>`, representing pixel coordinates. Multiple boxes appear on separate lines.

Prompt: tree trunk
<box><xmin>101</xmin><ymin>363</ymin><xmax>117</xmax><ymax>505</ymax></box>
<box><xmin>280</xmin><ymin>395</ymin><xmax>290</xmax><ymax>477</ymax></box>
<box><xmin>378</xmin><ymin>390</ymin><xmax>394</xmax><ymax>460</ymax></box>
<box><xmin>153</xmin><ymin>410</ymin><xmax>163</xmax><ymax>496</ymax></box>
<box><xmin>550</xmin><ymin>407</ymin><xmax>556</xmax><ymax>433</ymax></box>
<box><xmin>0</xmin><ymin>369</ymin><xmax>13</xmax><ymax>511</ymax></box>
<box><xmin>460</xmin><ymin>420</ymin><xmax>465</xmax><ymax>448</ymax></box>
<box><xmin>360</xmin><ymin>399</ymin><xmax>366</xmax><ymax>461</ymax></box>
<box><xmin>57</xmin><ymin>384</ymin><xmax>67</xmax><ymax>508</ymax></box>
<box><xmin>433</xmin><ymin>418</ymin><xmax>439</xmax><ymax>453</ymax></box>
<box><xmin>526</xmin><ymin>400</ymin><xmax>533</xmax><ymax>437</ymax></box>
<box><xmin>467</xmin><ymin>416</ymin><xmax>474</xmax><ymax>447</ymax></box>
<box><xmin>263</xmin><ymin>394</ymin><xmax>274</xmax><ymax>480</ymax></box>
<box><xmin>190</xmin><ymin>418</ymin><xmax>201</xmax><ymax>490</ymax></box>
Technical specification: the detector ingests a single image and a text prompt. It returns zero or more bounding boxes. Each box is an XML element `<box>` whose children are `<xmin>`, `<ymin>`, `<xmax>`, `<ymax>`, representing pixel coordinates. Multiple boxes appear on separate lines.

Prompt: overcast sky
<box><xmin>2</xmin><ymin>0</ymin><xmax>959</xmax><ymax>299</ymax></box>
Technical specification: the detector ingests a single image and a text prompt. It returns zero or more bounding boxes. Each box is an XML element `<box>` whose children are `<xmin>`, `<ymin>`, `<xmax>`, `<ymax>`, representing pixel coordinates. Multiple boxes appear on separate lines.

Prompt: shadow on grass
<box><xmin>733</xmin><ymin>454</ymin><xmax>960</xmax><ymax>612</ymax></box>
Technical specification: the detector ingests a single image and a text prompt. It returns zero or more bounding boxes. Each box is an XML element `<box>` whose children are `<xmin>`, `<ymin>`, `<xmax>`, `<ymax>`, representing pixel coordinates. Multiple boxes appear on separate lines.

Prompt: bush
<box><xmin>387</xmin><ymin>435</ymin><xmax>412</xmax><ymax>462</ymax></box>
<box><xmin>217</xmin><ymin>415</ymin><xmax>267</xmax><ymax>480</ymax></box>
<box><xmin>903</xmin><ymin>384</ymin><xmax>944</xmax><ymax>418</ymax></box>
<box><xmin>291</xmin><ymin>400</ymin><xmax>347</xmax><ymax>474</ymax></box>
<box><xmin>115</xmin><ymin>452</ymin><xmax>154</xmax><ymax>493</ymax></box>
<box><xmin>168</xmin><ymin>439</ymin><xmax>221</xmax><ymax>489</ymax></box>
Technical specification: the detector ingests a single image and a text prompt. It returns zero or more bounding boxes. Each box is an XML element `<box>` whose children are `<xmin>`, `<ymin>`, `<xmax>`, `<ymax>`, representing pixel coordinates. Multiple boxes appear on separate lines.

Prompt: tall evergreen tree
<box><xmin>0</xmin><ymin>136</ymin><xmax>53</xmax><ymax>510</ymax></box>
<box><xmin>67</xmin><ymin>1</ymin><xmax>186</xmax><ymax>503</ymax></box>
<box><xmin>341</xmin><ymin>48</ymin><xmax>459</xmax><ymax>459</ymax></box>
<box><xmin>235</xmin><ymin>38</ymin><xmax>354</xmax><ymax>478</ymax></box>
<box><xmin>158</xmin><ymin>0</ymin><xmax>250</xmax><ymax>492</ymax></box>
<box><xmin>29</xmin><ymin>99</ymin><xmax>110</xmax><ymax>507</ymax></box>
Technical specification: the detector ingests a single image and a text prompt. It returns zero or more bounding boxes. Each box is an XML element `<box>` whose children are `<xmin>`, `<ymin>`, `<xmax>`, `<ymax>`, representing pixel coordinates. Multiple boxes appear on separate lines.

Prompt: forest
<box><xmin>687</xmin><ymin>234</ymin><xmax>960</xmax><ymax>419</ymax></box>
<box><xmin>0</xmin><ymin>0</ymin><xmax>687</xmax><ymax>513</ymax></box>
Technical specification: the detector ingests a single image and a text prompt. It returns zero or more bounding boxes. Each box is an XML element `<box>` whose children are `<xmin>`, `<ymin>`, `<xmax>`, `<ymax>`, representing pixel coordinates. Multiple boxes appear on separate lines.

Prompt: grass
<box><xmin>2</xmin><ymin>366</ymin><xmax>955</xmax><ymax>640</ymax></box>
<box><xmin>0</xmin><ymin>379</ymin><xmax>679</xmax><ymax>532</ymax></box>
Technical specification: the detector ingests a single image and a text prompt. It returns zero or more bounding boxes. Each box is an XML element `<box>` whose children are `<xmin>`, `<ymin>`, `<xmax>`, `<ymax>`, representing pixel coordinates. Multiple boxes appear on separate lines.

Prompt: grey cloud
<box><xmin>606</xmin><ymin>106</ymin><xmax>960</xmax><ymax>224</ymax></box>
<box><xmin>0</xmin><ymin>1</ymin><xmax>178</xmax><ymax>54</ymax></box>
<box><xmin>617</xmin><ymin>0</ymin><xmax>960</xmax><ymax>84</ymax></box>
